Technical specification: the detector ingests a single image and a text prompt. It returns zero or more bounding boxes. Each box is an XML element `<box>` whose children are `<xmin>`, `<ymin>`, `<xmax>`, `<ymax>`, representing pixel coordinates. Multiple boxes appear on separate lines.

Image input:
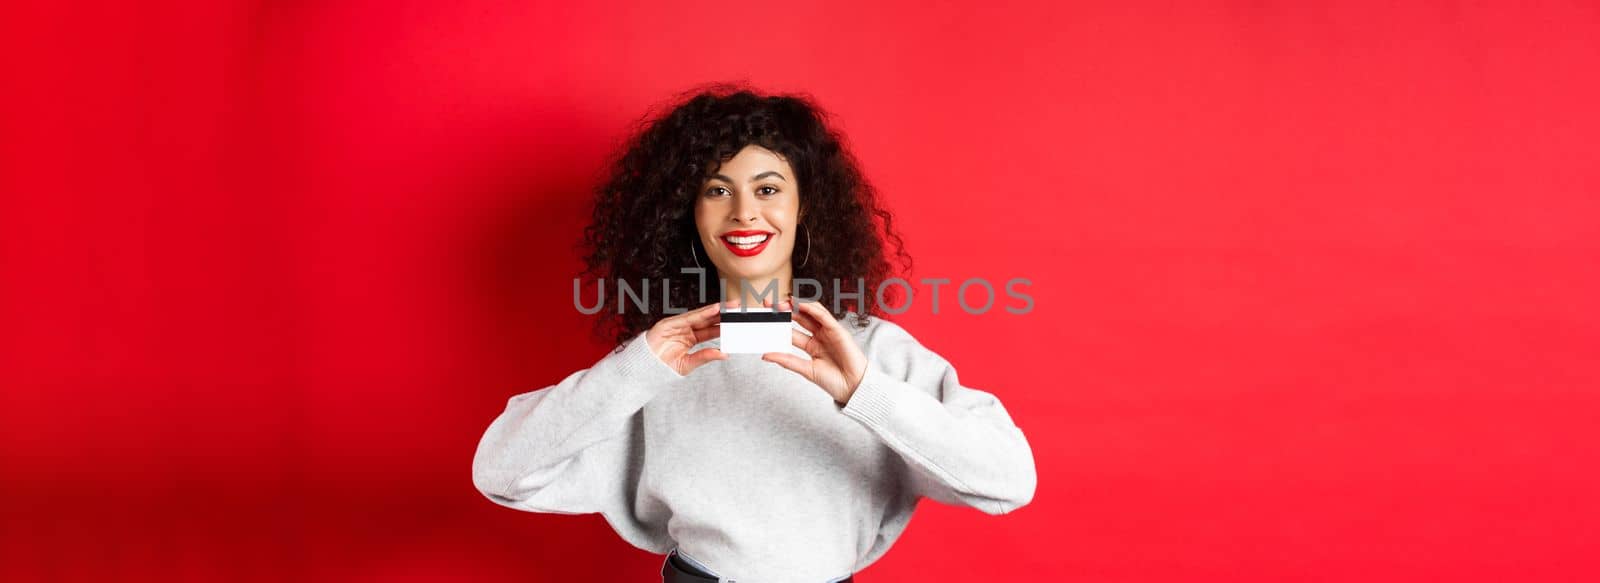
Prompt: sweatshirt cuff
<box><xmin>606</xmin><ymin>330</ymin><xmax>687</xmax><ymax>385</ymax></box>
<box><xmin>840</xmin><ymin>365</ymin><xmax>903</xmax><ymax>428</ymax></box>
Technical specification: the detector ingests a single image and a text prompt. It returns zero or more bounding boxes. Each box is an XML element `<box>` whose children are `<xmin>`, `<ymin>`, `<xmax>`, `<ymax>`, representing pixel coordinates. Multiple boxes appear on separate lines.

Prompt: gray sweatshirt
<box><xmin>471</xmin><ymin>311</ymin><xmax>1037</xmax><ymax>582</ymax></box>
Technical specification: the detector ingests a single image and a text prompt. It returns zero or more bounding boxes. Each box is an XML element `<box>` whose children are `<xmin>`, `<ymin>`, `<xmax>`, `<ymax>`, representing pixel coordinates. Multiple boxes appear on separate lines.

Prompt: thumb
<box><xmin>681</xmin><ymin>347</ymin><xmax>728</xmax><ymax>373</ymax></box>
<box><xmin>761</xmin><ymin>353</ymin><xmax>812</xmax><ymax>380</ymax></box>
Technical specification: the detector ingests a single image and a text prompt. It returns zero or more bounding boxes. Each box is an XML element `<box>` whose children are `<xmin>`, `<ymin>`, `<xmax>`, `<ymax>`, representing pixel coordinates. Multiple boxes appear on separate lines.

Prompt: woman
<box><xmin>471</xmin><ymin>86</ymin><xmax>1037</xmax><ymax>582</ymax></box>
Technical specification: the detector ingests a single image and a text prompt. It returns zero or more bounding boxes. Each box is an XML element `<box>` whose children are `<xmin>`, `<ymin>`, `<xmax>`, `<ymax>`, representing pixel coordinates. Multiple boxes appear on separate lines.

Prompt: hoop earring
<box><xmin>797</xmin><ymin>223</ymin><xmax>811</xmax><ymax>269</ymax></box>
<box><xmin>689</xmin><ymin>238</ymin><xmax>703</xmax><ymax>270</ymax></box>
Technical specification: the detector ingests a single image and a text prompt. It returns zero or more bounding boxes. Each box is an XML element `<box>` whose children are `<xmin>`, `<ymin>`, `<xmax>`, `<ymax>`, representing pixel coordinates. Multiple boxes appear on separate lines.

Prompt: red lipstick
<box><xmin>719</xmin><ymin>230</ymin><xmax>774</xmax><ymax>258</ymax></box>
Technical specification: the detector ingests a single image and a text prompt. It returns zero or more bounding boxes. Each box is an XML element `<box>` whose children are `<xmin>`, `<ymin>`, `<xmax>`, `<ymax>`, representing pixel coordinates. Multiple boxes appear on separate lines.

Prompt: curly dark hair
<box><xmin>578</xmin><ymin>83</ymin><xmax>912</xmax><ymax>349</ymax></box>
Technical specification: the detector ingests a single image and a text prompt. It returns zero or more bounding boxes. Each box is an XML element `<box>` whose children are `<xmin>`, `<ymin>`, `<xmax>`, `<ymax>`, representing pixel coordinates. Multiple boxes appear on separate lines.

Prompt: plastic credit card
<box><xmin>718</xmin><ymin>309</ymin><xmax>793</xmax><ymax>354</ymax></box>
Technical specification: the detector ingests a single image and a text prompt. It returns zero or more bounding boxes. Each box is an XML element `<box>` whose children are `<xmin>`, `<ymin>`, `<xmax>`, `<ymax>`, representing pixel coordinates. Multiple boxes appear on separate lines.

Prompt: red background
<box><xmin>3</xmin><ymin>1</ymin><xmax>1597</xmax><ymax>581</ymax></box>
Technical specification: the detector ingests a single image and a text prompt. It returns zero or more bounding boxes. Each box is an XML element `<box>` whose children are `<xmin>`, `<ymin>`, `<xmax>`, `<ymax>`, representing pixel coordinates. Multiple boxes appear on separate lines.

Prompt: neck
<box><xmin>721</xmin><ymin>271</ymin><xmax>792</xmax><ymax>308</ymax></box>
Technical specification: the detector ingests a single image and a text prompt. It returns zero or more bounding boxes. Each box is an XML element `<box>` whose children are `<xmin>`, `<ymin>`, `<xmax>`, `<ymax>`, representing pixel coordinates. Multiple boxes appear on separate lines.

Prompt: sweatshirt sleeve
<box><xmin>471</xmin><ymin>330</ymin><xmax>684</xmax><ymax>521</ymax></box>
<box><xmin>839</xmin><ymin>321</ymin><xmax>1038</xmax><ymax>515</ymax></box>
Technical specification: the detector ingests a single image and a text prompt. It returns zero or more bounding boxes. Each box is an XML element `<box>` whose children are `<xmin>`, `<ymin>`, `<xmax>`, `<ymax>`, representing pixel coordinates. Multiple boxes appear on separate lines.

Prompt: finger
<box><xmin>679</xmin><ymin>301</ymin><xmax>724</xmax><ymax>327</ymax></box>
<box><xmin>792</xmin><ymin>314</ymin><xmax>844</xmax><ymax>355</ymax></box>
<box><xmin>787</xmin><ymin>301</ymin><xmax>821</xmax><ymax>333</ymax></box>
<box><xmin>791</xmin><ymin>308</ymin><xmax>821</xmax><ymax>335</ymax></box>
<box><xmin>789</xmin><ymin>328</ymin><xmax>818</xmax><ymax>356</ymax></box>
<box><xmin>668</xmin><ymin>303</ymin><xmax>719</xmax><ymax>333</ymax></box>
<box><xmin>683</xmin><ymin>347</ymin><xmax>728</xmax><ymax>371</ymax></box>
<box><xmin>688</xmin><ymin>309</ymin><xmax>722</xmax><ymax>330</ymax></box>
<box><xmin>797</xmin><ymin>300</ymin><xmax>848</xmax><ymax>342</ymax></box>
<box><xmin>789</xmin><ymin>303</ymin><xmax>828</xmax><ymax>337</ymax></box>
<box><xmin>691</xmin><ymin>322</ymin><xmax>722</xmax><ymax>344</ymax></box>
<box><xmin>796</xmin><ymin>298</ymin><xmax>838</xmax><ymax>326</ymax></box>
<box><xmin>760</xmin><ymin>352</ymin><xmax>812</xmax><ymax>379</ymax></box>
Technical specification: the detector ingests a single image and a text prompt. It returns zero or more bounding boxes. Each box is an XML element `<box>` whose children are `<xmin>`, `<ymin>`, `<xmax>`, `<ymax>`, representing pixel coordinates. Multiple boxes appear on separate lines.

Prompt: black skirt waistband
<box><xmin>660</xmin><ymin>549</ymin><xmax>855</xmax><ymax>583</ymax></box>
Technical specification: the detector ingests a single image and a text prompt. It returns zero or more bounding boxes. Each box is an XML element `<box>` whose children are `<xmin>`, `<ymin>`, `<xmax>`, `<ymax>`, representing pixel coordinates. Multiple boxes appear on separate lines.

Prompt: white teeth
<box><xmin>723</xmin><ymin>234</ymin><xmax>771</xmax><ymax>246</ymax></box>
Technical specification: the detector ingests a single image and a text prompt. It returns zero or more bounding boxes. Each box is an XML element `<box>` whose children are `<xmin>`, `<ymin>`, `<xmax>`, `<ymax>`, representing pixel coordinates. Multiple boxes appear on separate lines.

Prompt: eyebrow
<box><xmin>711</xmin><ymin>170</ymin><xmax>787</xmax><ymax>183</ymax></box>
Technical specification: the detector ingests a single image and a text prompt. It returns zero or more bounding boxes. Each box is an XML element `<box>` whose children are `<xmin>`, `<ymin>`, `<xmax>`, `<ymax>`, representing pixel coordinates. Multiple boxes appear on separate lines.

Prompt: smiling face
<box><xmin>694</xmin><ymin>144</ymin><xmax>801</xmax><ymax>293</ymax></box>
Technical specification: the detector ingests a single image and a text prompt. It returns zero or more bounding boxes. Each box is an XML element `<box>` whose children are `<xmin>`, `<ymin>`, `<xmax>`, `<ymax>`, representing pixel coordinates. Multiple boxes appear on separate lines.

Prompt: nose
<box><xmin>729</xmin><ymin>190</ymin><xmax>760</xmax><ymax>224</ymax></box>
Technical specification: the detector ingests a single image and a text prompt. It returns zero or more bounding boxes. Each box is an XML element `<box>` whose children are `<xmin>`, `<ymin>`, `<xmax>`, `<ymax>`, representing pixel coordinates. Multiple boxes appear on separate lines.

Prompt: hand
<box><xmin>760</xmin><ymin>299</ymin><xmax>869</xmax><ymax>405</ymax></box>
<box><xmin>644</xmin><ymin>301</ymin><xmax>729</xmax><ymax>376</ymax></box>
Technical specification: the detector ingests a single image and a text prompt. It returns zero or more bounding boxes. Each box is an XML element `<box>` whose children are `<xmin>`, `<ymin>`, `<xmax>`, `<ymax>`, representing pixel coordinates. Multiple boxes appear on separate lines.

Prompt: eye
<box><xmin>757</xmin><ymin>185</ymin><xmax>779</xmax><ymax>196</ymax></box>
<box><xmin>704</xmin><ymin>186</ymin><xmax>730</xmax><ymax>197</ymax></box>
